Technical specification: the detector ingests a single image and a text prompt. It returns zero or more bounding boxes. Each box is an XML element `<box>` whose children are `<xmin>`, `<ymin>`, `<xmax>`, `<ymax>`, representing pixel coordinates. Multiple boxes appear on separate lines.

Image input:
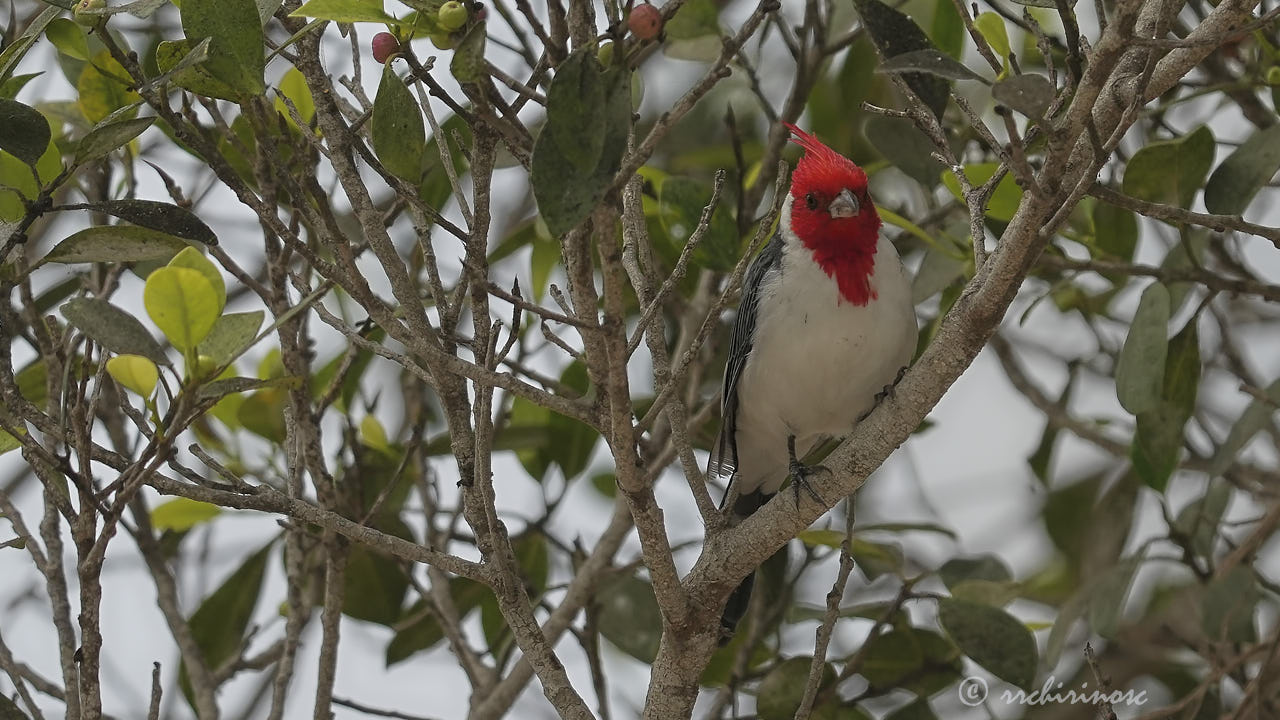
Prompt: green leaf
<box><xmin>1087</xmin><ymin>554</ymin><xmax>1142</xmax><ymax>637</ymax></box>
<box><xmin>991</xmin><ymin>74</ymin><xmax>1055</xmax><ymax>118</ymax></box>
<box><xmin>360</xmin><ymin>414</ymin><xmax>391</xmax><ymax>452</ymax></box>
<box><xmin>545</xmin><ymin>50</ymin><xmax>606</xmax><ymax>172</ymax></box>
<box><xmin>43</xmin><ymin>225</ymin><xmax>186</xmax><ymax>266</ymax></box>
<box><xmin>658</xmin><ymin>175</ymin><xmax>739</xmax><ymax>272</ymax></box>
<box><xmin>663</xmin><ymin>0</ymin><xmax>722</xmax><ymax>61</ymax></box>
<box><xmin>77</xmin><ymin>199</ymin><xmax>217</xmax><ymax>245</ymax></box>
<box><xmin>237</xmin><ymin>388</ymin><xmax>287</xmax><ymax>441</ymax></box>
<box><xmin>0</xmin><ymin>6</ymin><xmax>61</xmax><ymax>85</ymax></box>
<box><xmin>866</xmin><ymin>116</ymin><xmax>944</xmax><ymax>188</ymax></box>
<box><xmin>1210</xmin><ymin>378</ymin><xmax>1280</xmax><ymax>476</ymax></box>
<box><xmin>180</xmin><ymin>0</ymin><xmax>266</xmax><ymax>96</ymax></box>
<box><xmin>597</xmin><ymin>574</ymin><xmax>662</xmax><ymax>663</ymax></box>
<box><xmin>852</xmin><ymin>0</ymin><xmax>949</xmax><ymax>119</ymax></box>
<box><xmin>756</xmin><ymin>656</ymin><xmax>836</xmax><ymax>720</ymax></box>
<box><xmin>1132</xmin><ymin>316</ymin><xmax>1199</xmax><ymax>491</ymax></box>
<box><xmin>198</xmin><ymin>375</ymin><xmax>301</xmax><ymax>401</ymax></box>
<box><xmin>289</xmin><ymin>0</ymin><xmax>396</xmax><ymax>23</ymax></box>
<box><xmin>46</xmin><ymin>18</ymin><xmax>92</xmax><ymax>61</ymax></box>
<box><xmin>941</xmin><ymin>163</ymin><xmax>1023</xmax><ymax>221</ymax></box>
<box><xmin>938</xmin><ymin>554</ymin><xmax>1012</xmax><ymax>588</ymax></box>
<box><xmin>930</xmin><ymin>0</ymin><xmax>964</xmax><ymax>58</ymax></box>
<box><xmin>1028</xmin><ymin>369</ymin><xmax>1075</xmax><ymax>484</ymax></box>
<box><xmin>198</xmin><ymin>311</ymin><xmax>264</xmax><ymax>365</ymax></box>
<box><xmin>1122</xmin><ymin>125</ymin><xmax>1214</xmax><ymax>209</ymax></box>
<box><xmin>274</xmin><ymin>66</ymin><xmax>315</xmax><ymax>127</ymax></box>
<box><xmin>144</xmin><ymin>266</ymin><xmax>222</xmax><ymax>352</ymax></box>
<box><xmin>937</xmin><ymin>598</ymin><xmax>1036</xmax><ymax>691</ymax></box>
<box><xmin>106</xmin><ymin>354</ymin><xmax>159</xmax><ymax>396</ymax></box>
<box><xmin>61</xmin><ymin>297</ymin><xmax>171</xmax><ymax>365</ymax></box>
<box><xmin>75</xmin><ymin>116</ymin><xmax>156</xmax><ymax>164</ymax></box>
<box><xmin>168</xmin><ymin>247</ymin><xmax>226</xmax><ymax>313</ymax></box>
<box><xmin>860</xmin><ymin>629</ymin><xmax>923</xmax><ymax>690</ymax></box>
<box><xmin>1115</xmin><ymin>282</ymin><xmax>1170</xmax><ymax>415</ymax></box>
<box><xmin>1092</xmin><ymin>201</ymin><xmax>1138</xmax><ymax>262</ymax></box>
<box><xmin>0</xmin><ymin>72</ymin><xmax>43</xmax><ymax>100</ymax></box>
<box><xmin>1203</xmin><ymin>124</ymin><xmax>1280</xmax><ymax>216</ymax></box>
<box><xmin>1202</xmin><ymin>565</ymin><xmax>1258</xmax><ymax>642</ymax></box>
<box><xmin>151</xmin><ymin>497</ymin><xmax>222</xmax><ymax>531</ymax></box>
<box><xmin>372</xmin><ymin>63</ymin><xmax>426</xmax><ymax>181</ymax></box>
<box><xmin>385</xmin><ymin>578</ymin><xmax>488</xmax><ymax>665</ymax></box>
<box><xmin>0</xmin><ymin>99</ymin><xmax>51</xmax><ymax>166</ymax></box>
<box><xmin>76</xmin><ymin>51</ymin><xmax>140</xmax><ymax>124</ymax></box>
<box><xmin>343</xmin><ymin>516</ymin><xmax>413</xmax><ymax>626</ymax></box>
<box><xmin>450</xmin><ymin>22</ymin><xmax>487</xmax><ymax>84</ymax></box>
<box><xmin>532</xmin><ymin>52</ymin><xmax>631</xmax><ymax>236</ymax></box>
<box><xmin>951</xmin><ymin>579</ymin><xmax>1020</xmax><ymax>607</ymax></box>
<box><xmin>154</xmin><ymin>39</ymin><xmax>240</xmax><ymax>100</ymax></box>
<box><xmin>973</xmin><ymin>13</ymin><xmax>1010</xmax><ymax>59</ymax></box>
<box><xmin>876</xmin><ymin>48</ymin><xmax>986</xmax><ymax>82</ymax></box>
<box><xmin>1174</xmin><ymin>481</ymin><xmax>1230</xmax><ymax>560</ymax></box>
<box><xmin>0</xmin><ymin>430</ymin><xmax>22</xmax><ymax>456</ymax></box>
<box><xmin>181</xmin><ymin>542</ymin><xmax>271</xmax><ymax>704</ymax></box>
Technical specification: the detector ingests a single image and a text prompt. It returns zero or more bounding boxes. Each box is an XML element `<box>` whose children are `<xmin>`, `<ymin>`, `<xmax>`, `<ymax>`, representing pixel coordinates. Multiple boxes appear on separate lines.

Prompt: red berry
<box><xmin>372</xmin><ymin>32</ymin><xmax>400</xmax><ymax>64</ymax></box>
<box><xmin>627</xmin><ymin>3</ymin><xmax>662</xmax><ymax>41</ymax></box>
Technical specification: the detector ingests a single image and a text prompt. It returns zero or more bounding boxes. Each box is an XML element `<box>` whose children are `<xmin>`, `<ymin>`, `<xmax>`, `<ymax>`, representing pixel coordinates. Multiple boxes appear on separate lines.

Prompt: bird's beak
<box><xmin>828</xmin><ymin>188</ymin><xmax>860</xmax><ymax>218</ymax></box>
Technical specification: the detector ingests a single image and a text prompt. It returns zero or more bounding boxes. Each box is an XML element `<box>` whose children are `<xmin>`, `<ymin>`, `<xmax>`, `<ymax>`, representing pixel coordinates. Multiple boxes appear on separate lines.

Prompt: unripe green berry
<box><xmin>438</xmin><ymin>1</ymin><xmax>469</xmax><ymax>32</ymax></box>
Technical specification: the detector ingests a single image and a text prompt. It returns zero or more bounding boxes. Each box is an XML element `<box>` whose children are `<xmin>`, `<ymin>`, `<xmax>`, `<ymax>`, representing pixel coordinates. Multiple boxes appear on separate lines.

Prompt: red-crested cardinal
<box><xmin>710</xmin><ymin>124</ymin><xmax>918</xmax><ymax>637</ymax></box>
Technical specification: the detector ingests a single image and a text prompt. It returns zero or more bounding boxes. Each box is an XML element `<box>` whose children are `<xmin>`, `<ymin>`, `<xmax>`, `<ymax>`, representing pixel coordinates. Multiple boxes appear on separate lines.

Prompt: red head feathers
<box><xmin>783</xmin><ymin>123</ymin><xmax>883</xmax><ymax>306</ymax></box>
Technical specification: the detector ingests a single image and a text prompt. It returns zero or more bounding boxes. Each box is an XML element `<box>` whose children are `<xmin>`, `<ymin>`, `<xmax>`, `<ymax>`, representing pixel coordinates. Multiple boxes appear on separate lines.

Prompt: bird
<box><xmin>709</xmin><ymin>123</ymin><xmax>918</xmax><ymax>639</ymax></box>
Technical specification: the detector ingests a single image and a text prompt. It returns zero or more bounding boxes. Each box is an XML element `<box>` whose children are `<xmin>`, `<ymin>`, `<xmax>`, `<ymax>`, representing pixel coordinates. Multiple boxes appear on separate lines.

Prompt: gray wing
<box><xmin>709</xmin><ymin>234</ymin><xmax>784</xmax><ymax>491</ymax></box>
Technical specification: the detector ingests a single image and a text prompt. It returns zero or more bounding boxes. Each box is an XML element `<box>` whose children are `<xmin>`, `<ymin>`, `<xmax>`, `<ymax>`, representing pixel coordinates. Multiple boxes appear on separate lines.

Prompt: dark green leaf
<box><xmin>1173</xmin><ymin>481</ymin><xmax>1230</xmax><ymax>560</ymax></box>
<box><xmin>876</xmin><ymin>48</ymin><xmax>986</xmax><ymax>82</ymax></box>
<box><xmin>180</xmin><ymin>0</ymin><xmax>266</xmax><ymax>97</ymax></box>
<box><xmin>866</xmin><ymin>115</ymin><xmax>943</xmax><ymax>188</ymax></box>
<box><xmin>373</xmin><ymin>64</ymin><xmax>426</xmax><ymax>182</ymax></box>
<box><xmin>1132</xmin><ymin>317</ymin><xmax>1199</xmax><ymax>491</ymax></box>
<box><xmin>199</xmin><ymin>375</ymin><xmax>301</xmax><ymax>401</ymax></box>
<box><xmin>43</xmin><ymin>225</ymin><xmax>187</xmax><ymax>265</ymax></box>
<box><xmin>237</xmin><ymin>388</ymin><xmax>287</xmax><ymax>441</ymax></box>
<box><xmin>852</xmin><ymin>0</ymin><xmax>949</xmax><ymax>119</ymax></box>
<box><xmin>756</xmin><ymin>657</ymin><xmax>836</xmax><ymax>720</ymax></box>
<box><xmin>343</xmin><ymin>517</ymin><xmax>413</xmax><ymax>626</ymax></box>
<box><xmin>938</xmin><ymin>554</ymin><xmax>1012</xmax><ymax>588</ymax></box>
<box><xmin>658</xmin><ymin>175</ymin><xmax>739</xmax><ymax>271</ymax></box>
<box><xmin>77</xmin><ymin>51</ymin><xmax>140</xmax><ymax>124</ymax></box>
<box><xmin>181</xmin><ymin>542</ymin><xmax>272</xmax><ymax>704</ymax></box>
<box><xmin>1210</xmin><ymin>378</ymin><xmax>1280</xmax><ymax>476</ymax></box>
<box><xmin>597</xmin><ymin>574</ymin><xmax>662</xmax><ymax>663</ymax></box>
<box><xmin>0</xmin><ymin>72</ymin><xmax>43</xmax><ymax>100</ymax></box>
<box><xmin>937</xmin><ymin>598</ymin><xmax>1036</xmax><ymax>691</ymax></box>
<box><xmin>931</xmin><ymin>0</ymin><xmax>965</xmax><ymax>58</ymax></box>
<box><xmin>450</xmin><ymin>23</ymin><xmax>487</xmax><ymax>84</ymax></box>
<box><xmin>0</xmin><ymin>98</ymin><xmax>51</xmax><ymax>166</ymax></box>
<box><xmin>1122</xmin><ymin>125</ymin><xmax>1214</xmax><ymax>209</ymax></box>
<box><xmin>1088</xmin><ymin>554</ymin><xmax>1142</xmax><ymax>637</ymax></box>
<box><xmin>1115</xmin><ymin>282</ymin><xmax>1170</xmax><ymax>415</ymax></box>
<box><xmin>545</xmin><ymin>50</ymin><xmax>606</xmax><ymax>172</ymax></box>
<box><xmin>991</xmin><ymin>74</ymin><xmax>1055</xmax><ymax>118</ymax></box>
<box><xmin>75</xmin><ymin>116</ymin><xmax>157</xmax><ymax>164</ymax></box>
<box><xmin>78</xmin><ymin>199</ymin><xmax>217</xmax><ymax>245</ymax></box>
<box><xmin>860</xmin><ymin>629</ymin><xmax>923</xmax><ymax>690</ymax></box>
<box><xmin>951</xmin><ymin>579</ymin><xmax>1020</xmax><ymax>607</ymax></box>
<box><xmin>45</xmin><ymin>18</ymin><xmax>91</xmax><ymax>61</ymax></box>
<box><xmin>198</xmin><ymin>311</ymin><xmax>264</xmax><ymax>365</ymax></box>
<box><xmin>0</xmin><ymin>6</ymin><xmax>61</xmax><ymax>85</ymax></box>
<box><xmin>1201</xmin><ymin>565</ymin><xmax>1258</xmax><ymax>642</ymax></box>
<box><xmin>61</xmin><ymin>297</ymin><xmax>170</xmax><ymax>366</ymax></box>
<box><xmin>385</xmin><ymin>578</ymin><xmax>489</xmax><ymax>665</ymax></box>
<box><xmin>1092</xmin><ymin>201</ymin><xmax>1138</xmax><ymax>262</ymax></box>
<box><xmin>532</xmin><ymin>53</ymin><xmax>631</xmax><ymax>236</ymax></box>
<box><xmin>1204</xmin><ymin>124</ymin><xmax>1280</xmax><ymax>215</ymax></box>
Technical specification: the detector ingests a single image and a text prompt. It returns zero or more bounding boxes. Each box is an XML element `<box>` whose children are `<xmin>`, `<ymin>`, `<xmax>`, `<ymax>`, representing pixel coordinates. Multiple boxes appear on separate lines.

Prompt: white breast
<box><xmin>730</xmin><ymin>198</ymin><xmax>917</xmax><ymax>495</ymax></box>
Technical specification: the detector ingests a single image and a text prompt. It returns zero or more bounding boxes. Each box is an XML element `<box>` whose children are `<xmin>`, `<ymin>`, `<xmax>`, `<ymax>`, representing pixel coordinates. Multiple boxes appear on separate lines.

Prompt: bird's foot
<box><xmin>875</xmin><ymin>365</ymin><xmax>909</xmax><ymax>404</ymax></box>
<box><xmin>787</xmin><ymin>435</ymin><xmax>829</xmax><ymax>508</ymax></box>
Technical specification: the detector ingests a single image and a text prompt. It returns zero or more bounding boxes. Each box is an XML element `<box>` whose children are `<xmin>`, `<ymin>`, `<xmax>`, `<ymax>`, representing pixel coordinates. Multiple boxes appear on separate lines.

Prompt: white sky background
<box><xmin>3</xmin><ymin>0</ymin><xmax>1280</xmax><ymax>717</ymax></box>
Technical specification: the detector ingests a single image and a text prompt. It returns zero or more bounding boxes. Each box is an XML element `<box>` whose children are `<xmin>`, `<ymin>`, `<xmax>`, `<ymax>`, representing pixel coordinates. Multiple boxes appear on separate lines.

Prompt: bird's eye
<box><xmin>804</xmin><ymin>192</ymin><xmax>819</xmax><ymax>211</ymax></box>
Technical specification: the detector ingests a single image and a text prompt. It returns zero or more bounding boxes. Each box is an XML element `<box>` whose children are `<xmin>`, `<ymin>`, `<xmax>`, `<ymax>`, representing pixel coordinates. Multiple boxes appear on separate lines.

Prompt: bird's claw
<box><xmin>873</xmin><ymin>365</ymin><xmax>909</xmax><ymax>406</ymax></box>
<box><xmin>787</xmin><ymin>435</ymin><xmax>829</xmax><ymax>508</ymax></box>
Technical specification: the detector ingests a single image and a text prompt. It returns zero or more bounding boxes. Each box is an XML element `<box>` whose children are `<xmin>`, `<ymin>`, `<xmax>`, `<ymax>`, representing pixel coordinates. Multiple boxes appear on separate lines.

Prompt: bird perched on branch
<box><xmin>710</xmin><ymin>124</ymin><xmax>917</xmax><ymax>639</ymax></box>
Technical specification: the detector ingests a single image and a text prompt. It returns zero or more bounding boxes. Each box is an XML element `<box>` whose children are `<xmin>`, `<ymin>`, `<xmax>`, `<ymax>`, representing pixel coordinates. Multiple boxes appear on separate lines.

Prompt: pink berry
<box><xmin>627</xmin><ymin>3</ymin><xmax>662</xmax><ymax>40</ymax></box>
<box><xmin>372</xmin><ymin>32</ymin><xmax>400</xmax><ymax>64</ymax></box>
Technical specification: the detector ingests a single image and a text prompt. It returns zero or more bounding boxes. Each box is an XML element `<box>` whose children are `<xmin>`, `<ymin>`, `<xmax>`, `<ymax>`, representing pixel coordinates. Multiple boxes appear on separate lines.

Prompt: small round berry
<box><xmin>438</xmin><ymin>1</ymin><xmax>469</xmax><ymax>31</ymax></box>
<box><xmin>597</xmin><ymin>40</ymin><xmax>616</xmax><ymax>66</ymax></box>
<box><xmin>371</xmin><ymin>32</ymin><xmax>400</xmax><ymax>64</ymax></box>
<box><xmin>73</xmin><ymin>0</ymin><xmax>106</xmax><ymax>27</ymax></box>
<box><xmin>627</xmin><ymin>3</ymin><xmax>662</xmax><ymax>41</ymax></box>
<box><xmin>474</xmin><ymin>2</ymin><xmax>488</xmax><ymax>21</ymax></box>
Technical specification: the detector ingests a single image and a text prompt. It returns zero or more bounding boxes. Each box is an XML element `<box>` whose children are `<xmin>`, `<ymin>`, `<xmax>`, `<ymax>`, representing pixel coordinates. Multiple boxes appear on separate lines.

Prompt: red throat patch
<box><xmin>784</xmin><ymin>124</ymin><xmax>882</xmax><ymax>306</ymax></box>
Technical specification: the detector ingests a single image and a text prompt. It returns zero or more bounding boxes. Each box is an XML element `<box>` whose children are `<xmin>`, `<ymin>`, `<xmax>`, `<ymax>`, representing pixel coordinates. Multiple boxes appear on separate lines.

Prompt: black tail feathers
<box><xmin>717</xmin><ymin>489</ymin><xmax>771</xmax><ymax>644</ymax></box>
